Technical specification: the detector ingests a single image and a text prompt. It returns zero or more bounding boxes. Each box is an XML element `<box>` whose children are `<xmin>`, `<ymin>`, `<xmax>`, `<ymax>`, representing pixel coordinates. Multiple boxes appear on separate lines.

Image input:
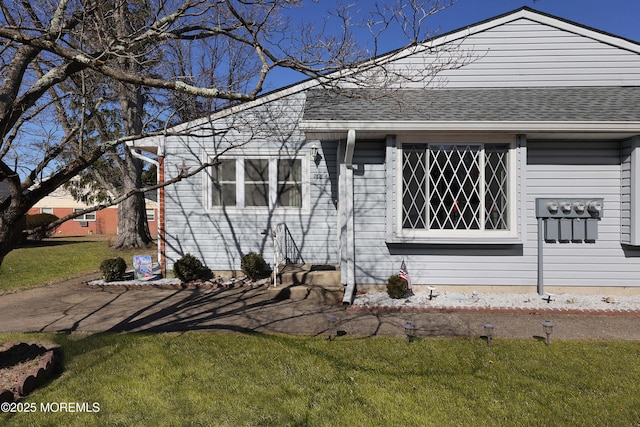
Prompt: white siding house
<box><xmin>144</xmin><ymin>7</ymin><xmax>640</xmax><ymax>301</ymax></box>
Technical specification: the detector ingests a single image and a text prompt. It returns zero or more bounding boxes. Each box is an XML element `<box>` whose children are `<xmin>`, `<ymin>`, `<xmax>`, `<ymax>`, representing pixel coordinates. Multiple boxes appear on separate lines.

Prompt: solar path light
<box><xmin>541</xmin><ymin>320</ymin><xmax>555</xmax><ymax>345</ymax></box>
<box><xmin>483</xmin><ymin>322</ymin><xmax>495</xmax><ymax>347</ymax></box>
<box><xmin>403</xmin><ymin>321</ymin><xmax>416</xmax><ymax>344</ymax></box>
<box><xmin>326</xmin><ymin>315</ymin><xmax>338</xmax><ymax>342</ymax></box>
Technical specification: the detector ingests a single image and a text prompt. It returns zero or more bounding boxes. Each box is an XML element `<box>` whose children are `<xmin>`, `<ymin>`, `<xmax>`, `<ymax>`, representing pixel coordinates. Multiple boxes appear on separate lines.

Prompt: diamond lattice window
<box><xmin>401</xmin><ymin>144</ymin><xmax>509</xmax><ymax>231</ymax></box>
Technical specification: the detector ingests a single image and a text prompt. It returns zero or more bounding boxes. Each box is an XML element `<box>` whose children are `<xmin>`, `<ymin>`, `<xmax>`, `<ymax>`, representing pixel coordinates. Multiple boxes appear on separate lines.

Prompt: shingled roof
<box><xmin>303</xmin><ymin>87</ymin><xmax>640</xmax><ymax>122</ymax></box>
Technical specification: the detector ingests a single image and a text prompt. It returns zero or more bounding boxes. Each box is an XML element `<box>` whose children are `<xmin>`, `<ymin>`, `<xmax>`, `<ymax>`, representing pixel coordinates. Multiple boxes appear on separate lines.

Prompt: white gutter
<box><xmin>342</xmin><ymin>129</ymin><xmax>357</xmax><ymax>305</ymax></box>
<box><xmin>128</xmin><ymin>146</ymin><xmax>160</xmax><ymax>168</ymax></box>
<box><xmin>300</xmin><ymin>120</ymin><xmax>640</xmax><ymax>134</ymax></box>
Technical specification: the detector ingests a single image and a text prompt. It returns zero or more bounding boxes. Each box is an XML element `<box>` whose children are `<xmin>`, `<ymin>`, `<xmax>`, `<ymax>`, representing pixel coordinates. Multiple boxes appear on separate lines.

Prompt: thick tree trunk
<box><xmin>111</xmin><ymin>147</ymin><xmax>153</xmax><ymax>250</ymax></box>
<box><xmin>0</xmin><ymin>211</ymin><xmax>26</xmax><ymax>268</ymax></box>
<box><xmin>110</xmin><ymin>9</ymin><xmax>152</xmax><ymax>252</ymax></box>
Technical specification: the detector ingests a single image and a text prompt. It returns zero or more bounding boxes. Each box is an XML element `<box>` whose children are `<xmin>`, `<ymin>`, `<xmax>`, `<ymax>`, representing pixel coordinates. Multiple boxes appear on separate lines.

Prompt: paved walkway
<box><xmin>1</xmin><ymin>276</ymin><xmax>639</xmax><ymax>341</ymax></box>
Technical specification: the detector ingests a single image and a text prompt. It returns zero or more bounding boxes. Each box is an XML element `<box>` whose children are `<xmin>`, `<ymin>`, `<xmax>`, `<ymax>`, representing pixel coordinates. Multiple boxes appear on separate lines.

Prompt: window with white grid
<box><xmin>401</xmin><ymin>143</ymin><xmax>510</xmax><ymax>232</ymax></box>
<box><xmin>209</xmin><ymin>155</ymin><xmax>307</xmax><ymax>210</ymax></box>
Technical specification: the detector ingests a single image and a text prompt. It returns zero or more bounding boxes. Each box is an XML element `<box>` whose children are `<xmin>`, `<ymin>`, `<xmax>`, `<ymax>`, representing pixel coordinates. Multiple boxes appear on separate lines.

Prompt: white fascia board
<box><xmin>165</xmin><ymin>80</ymin><xmax>321</xmax><ymax>135</ymax></box>
<box><xmin>299</xmin><ymin>120</ymin><xmax>640</xmax><ymax>134</ymax></box>
<box><xmin>378</xmin><ymin>9</ymin><xmax>640</xmax><ymax>65</ymax></box>
<box><xmin>414</xmin><ymin>9</ymin><xmax>640</xmax><ymax>54</ymax></box>
<box><xmin>523</xmin><ymin>11</ymin><xmax>640</xmax><ymax>54</ymax></box>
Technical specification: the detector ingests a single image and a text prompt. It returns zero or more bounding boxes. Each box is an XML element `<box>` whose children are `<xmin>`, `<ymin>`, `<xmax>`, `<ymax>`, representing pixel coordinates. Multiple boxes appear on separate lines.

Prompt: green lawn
<box><xmin>1</xmin><ymin>332</ymin><xmax>639</xmax><ymax>426</ymax></box>
<box><xmin>1</xmin><ymin>240</ymin><xmax>639</xmax><ymax>425</ymax></box>
<box><xmin>0</xmin><ymin>236</ymin><xmax>156</xmax><ymax>293</ymax></box>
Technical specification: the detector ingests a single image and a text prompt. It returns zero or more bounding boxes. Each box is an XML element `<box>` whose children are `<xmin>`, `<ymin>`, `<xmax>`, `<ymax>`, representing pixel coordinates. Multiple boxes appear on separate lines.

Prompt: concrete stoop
<box><xmin>269</xmin><ymin>264</ymin><xmax>343</xmax><ymax>304</ymax></box>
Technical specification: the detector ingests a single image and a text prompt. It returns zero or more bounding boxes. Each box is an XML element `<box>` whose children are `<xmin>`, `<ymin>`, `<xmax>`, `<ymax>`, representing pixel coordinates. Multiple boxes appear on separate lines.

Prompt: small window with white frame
<box><xmin>40</xmin><ymin>207</ymin><xmax>53</xmax><ymax>215</ymax></box>
<box><xmin>209</xmin><ymin>155</ymin><xmax>307</xmax><ymax>211</ymax></box>
<box><xmin>398</xmin><ymin>140</ymin><xmax>515</xmax><ymax>238</ymax></box>
<box><xmin>146</xmin><ymin>209</ymin><xmax>155</xmax><ymax>221</ymax></box>
<box><xmin>73</xmin><ymin>208</ymin><xmax>96</xmax><ymax>221</ymax></box>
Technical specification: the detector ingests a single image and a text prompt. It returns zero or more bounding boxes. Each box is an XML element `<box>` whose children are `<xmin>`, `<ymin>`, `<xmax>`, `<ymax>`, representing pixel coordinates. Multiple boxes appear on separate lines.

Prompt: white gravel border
<box><xmin>353</xmin><ymin>290</ymin><xmax>640</xmax><ymax>312</ymax></box>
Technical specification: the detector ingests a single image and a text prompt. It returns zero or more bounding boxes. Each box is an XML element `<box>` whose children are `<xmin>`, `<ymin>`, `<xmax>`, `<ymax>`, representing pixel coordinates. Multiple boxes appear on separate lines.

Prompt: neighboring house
<box><xmin>134</xmin><ymin>7</ymin><xmax>640</xmax><ymax>302</ymax></box>
<box><xmin>29</xmin><ymin>187</ymin><xmax>158</xmax><ymax>237</ymax></box>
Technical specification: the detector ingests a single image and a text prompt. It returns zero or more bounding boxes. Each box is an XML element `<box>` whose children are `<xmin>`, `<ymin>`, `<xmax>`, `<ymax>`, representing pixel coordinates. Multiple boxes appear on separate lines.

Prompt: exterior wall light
<box><xmin>541</xmin><ymin>320</ymin><xmax>555</xmax><ymax>345</ymax></box>
<box><xmin>483</xmin><ymin>322</ymin><xmax>495</xmax><ymax>347</ymax></box>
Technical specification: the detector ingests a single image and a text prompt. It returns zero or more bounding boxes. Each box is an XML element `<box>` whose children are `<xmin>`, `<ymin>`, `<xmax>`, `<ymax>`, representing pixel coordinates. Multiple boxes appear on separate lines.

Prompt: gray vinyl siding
<box><xmin>526</xmin><ymin>141</ymin><xmax>640</xmax><ymax>287</ymax></box>
<box><xmin>353</xmin><ymin>138</ymin><xmax>532</xmax><ymax>287</ymax></box>
<box><xmin>351</xmin><ymin>139</ymin><xmax>640</xmax><ymax>288</ymax></box>
<box><xmin>390</xmin><ymin>19</ymin><xmax>640</xmax><ymax>88</ymax></box>
<box><xmin>163</xmin><ymin>92</ymin><xmax>339</xmax><ymax>271</ymax></box>
<box><xmin>352</xmin><ymin>141</ymin><xmax>392</xmax><ymax>283</ymax></box>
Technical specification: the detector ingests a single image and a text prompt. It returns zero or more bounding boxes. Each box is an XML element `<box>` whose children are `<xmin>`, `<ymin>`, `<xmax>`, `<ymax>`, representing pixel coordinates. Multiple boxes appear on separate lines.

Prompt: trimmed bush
<box><xmin>386</xmin><ymin>274</ymin><xmax>409</xmax><ymax>299</ymax></box>
<box><xmin>173</xmin><ymin>253</ymin><xmax>210</xmax><ymax>283</ymax></box>
<box><xmin>100</xmin><ymin>257</ymin><xmax>127</xmax><ymax>282</ymax></box>
<box><xmin>241</xmin><ymin>252</ymin><xmax>270</xmax><ymax>280</ymax></box>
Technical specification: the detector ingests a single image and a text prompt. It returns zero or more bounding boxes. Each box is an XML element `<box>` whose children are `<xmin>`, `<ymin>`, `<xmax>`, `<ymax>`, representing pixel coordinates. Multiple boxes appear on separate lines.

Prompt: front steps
<box><xmin>269</xmin><ymin>264</ymin><xmax>343</xmax><ymax>304</ymax></box>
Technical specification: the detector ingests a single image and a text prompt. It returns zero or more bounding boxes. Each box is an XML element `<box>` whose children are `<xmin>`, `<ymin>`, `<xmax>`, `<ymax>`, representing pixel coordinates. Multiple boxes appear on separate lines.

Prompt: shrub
<box><xmin>386</xmin><ymin>274</ymin><xmax>409</xmax><ymax>299</ymax></box>
<box><xmin>100</xmin><ymin>257</ymin><xmax>127</xmax><ymax>282</ymax></box>
<box><xmin>173</xmin><ymin>253</ymin><xmax>211</xmax><ymax>283</ymax></box>
<box><xmin>24</xmin><ymin>213</ymin><xmax>59</xmax><ymax>240</ymax></box>
<box><xmin>241</xmin><ymin>252</ymin><xmax>270</xmax><ymax>280</ymax></box>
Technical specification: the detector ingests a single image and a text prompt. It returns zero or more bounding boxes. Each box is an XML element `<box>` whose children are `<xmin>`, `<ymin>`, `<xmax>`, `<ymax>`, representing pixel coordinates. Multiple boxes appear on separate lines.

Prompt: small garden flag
<box><xmin>399</xmin><ymin>260</ymin><xmax>412</xmax><ymax>290</ymax></box>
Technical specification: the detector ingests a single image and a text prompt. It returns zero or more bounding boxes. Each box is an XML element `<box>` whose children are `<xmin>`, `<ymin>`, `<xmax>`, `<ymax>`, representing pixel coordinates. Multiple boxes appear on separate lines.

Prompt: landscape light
<box><xmin>483</xmin><ymin>322</ymin><xmax>495</xmax><ymax>347</ymax></box>
<box><xmin>541</xmin><ymin>320</ymin><xmax>555</xmax><ymax>345</ymax></box>
<box><xmin>326</xmin><ymin>315</ymin><xmax>337</xmax><ymax>342</ymax></box>
<box><xmin>403</xmin><ymin>321</ymin><xmax>416</xmax><ymax>344</ymax></box>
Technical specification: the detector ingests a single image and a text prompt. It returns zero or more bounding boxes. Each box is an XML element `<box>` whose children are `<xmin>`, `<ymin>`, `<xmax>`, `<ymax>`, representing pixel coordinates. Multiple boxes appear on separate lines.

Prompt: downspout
<box><xmin>537</xmin><ymin>217</ymin><xmax>544</xmax><ymax>296</ymax></box>
<box><xmin>342</xmin><ymin>129</ymin><xmax>356</xmax><ymax>304</ymax></box>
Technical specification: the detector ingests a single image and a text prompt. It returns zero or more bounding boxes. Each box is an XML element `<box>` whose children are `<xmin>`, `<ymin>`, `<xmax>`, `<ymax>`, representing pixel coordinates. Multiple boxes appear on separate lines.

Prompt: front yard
<box><xmin>1</xmin><ymin>332</ymin><xmax>639</xmax><ymax>426</ymax></box>
<box><xmin>0</xmin><ymin>236</ymin><xmax>156</xmax><ymax>293</ymax></box>
<box><xmin>1</xmin><ymin>237</ymin><xmax>639</xmax><ymax>425</ymax></box>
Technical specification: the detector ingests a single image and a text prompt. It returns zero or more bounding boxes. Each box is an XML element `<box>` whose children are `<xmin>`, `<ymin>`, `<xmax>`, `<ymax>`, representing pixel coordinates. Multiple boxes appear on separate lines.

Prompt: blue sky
<box><xmin>264</xmin><ymin>0</ymin><xmax>640</xmax><ymax>90</ymax></box>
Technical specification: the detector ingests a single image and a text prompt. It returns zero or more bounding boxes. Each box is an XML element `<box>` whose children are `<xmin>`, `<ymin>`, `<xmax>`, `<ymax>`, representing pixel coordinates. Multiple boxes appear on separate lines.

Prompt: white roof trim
<box><xmin>299</xmin><ymin>120</ymin><xmax>640</xmax><ymax>134</ymax></box>
<box><xmin>416</xmin><ymin>9</ymin><xmax>640</xmax><ymax>54</ymax></box>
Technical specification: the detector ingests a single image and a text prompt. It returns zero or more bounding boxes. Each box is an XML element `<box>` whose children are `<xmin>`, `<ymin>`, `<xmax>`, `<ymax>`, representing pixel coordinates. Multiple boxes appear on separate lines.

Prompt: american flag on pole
<box><xmin>399</xmin><ymin>260</ymin><xmax>412</xmax><ymax>290</ymax></box>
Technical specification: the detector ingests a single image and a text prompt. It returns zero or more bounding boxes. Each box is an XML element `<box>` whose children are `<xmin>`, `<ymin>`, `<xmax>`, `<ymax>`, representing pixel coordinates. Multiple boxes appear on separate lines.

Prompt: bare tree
<box><xmin>0</xmin><ymin>0</ymin><xmax>462</xmax><ymax>267</ymax></box>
